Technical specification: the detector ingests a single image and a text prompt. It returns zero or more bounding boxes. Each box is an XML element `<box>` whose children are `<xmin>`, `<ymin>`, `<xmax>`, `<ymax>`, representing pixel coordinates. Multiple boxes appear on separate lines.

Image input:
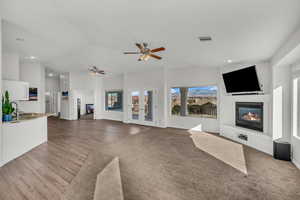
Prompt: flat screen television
<box><xmin>222</xmin><ymin>66</ymin><xmax>262</xmax><ymax>94</ymax></box>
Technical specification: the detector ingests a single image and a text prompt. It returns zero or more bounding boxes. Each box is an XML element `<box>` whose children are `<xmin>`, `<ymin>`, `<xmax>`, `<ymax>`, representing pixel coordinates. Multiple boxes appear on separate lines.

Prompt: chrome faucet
<box><xmin>11</xmin><ymin>101</ymin><xmax>19</xmax><ymax>120</ymax></box>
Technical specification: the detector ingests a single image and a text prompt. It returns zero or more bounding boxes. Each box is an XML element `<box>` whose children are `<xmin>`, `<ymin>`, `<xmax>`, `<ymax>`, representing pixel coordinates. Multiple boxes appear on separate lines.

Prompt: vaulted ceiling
<box><xmin>1</xmin><ymin>0</ymin><xmax>300</xmax><ymax>73</ymax></box>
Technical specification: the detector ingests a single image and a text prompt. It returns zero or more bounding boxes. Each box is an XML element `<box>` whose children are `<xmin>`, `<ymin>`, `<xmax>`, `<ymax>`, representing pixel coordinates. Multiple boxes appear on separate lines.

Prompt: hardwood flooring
<box><xmin>0</xmin><ymin>117</ymin><xmax>299</xmax><ymax>200</ymax></box>
<box><xmin>0</xmin><ymin>117</ymin><xmax>150</xmax><ymax>200</ymax></box>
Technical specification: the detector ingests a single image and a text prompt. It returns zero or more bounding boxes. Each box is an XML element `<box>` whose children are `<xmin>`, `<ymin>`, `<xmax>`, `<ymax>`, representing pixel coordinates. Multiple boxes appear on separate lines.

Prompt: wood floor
<box><xmin>0</xmin><ymin>117</ymin><xmax>299</xmax><ymax>200</ymax></box>
<box><xmin>0</xmin><ymin>117</ymin><xmax>150</xmax><ymax>200</ymax></box>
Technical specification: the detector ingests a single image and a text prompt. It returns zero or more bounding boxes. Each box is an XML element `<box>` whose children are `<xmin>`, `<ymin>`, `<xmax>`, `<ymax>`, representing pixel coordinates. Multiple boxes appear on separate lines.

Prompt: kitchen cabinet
<box><xmin>1</xmin><ymin>115</ymin><xmax>48</xmax><ymax>166</ymax></box>
<box><xmin>3</xmin><ymin>80</ymin><xmax>29</xmax><ymax>101</ymax></box>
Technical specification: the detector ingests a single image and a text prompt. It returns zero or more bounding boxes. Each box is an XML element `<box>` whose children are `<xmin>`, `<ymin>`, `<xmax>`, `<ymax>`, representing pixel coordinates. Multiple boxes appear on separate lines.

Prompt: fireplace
<box><xmin>235</xmin><ymin>102</ymin><xmax>263</xmax><ymax>132</ymax></box>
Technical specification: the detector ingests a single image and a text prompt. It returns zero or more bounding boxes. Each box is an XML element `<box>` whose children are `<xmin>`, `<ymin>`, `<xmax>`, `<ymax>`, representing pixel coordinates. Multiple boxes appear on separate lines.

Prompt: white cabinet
<box><xmin>2</xmin><ymin>116</ymin><xmax>48</xmax><ymax>165</ymax></box>
<box><xmin>3</xmin><ymin>80</ymin><xmax>29</xmax><ymax>101</ymax></box>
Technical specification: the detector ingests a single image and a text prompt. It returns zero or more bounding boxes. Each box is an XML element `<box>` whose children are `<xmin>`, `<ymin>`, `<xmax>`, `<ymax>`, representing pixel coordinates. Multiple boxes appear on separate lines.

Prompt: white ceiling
<box><xmin>1</xmin><ymin>0</ymin><xmax>300</xmax><ymax>73</ymax></box>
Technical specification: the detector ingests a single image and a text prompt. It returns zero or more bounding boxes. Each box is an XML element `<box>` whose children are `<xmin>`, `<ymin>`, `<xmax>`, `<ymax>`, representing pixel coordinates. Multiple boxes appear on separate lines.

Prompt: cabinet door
<box><xmin>3</xmin><ymin>80</ymin><xmax>29</xmax><ymax>101</ymax></box>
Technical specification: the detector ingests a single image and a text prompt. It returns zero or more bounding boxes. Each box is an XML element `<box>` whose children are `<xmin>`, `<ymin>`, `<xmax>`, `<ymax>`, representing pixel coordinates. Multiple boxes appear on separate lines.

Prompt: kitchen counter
<box><xmin>3</xmin><ymin>113</ymin><xmax>50</xmax><ymax>124</ymax></box>
<box><xmin>1</xmin><ymin>114</ymin><xmax>48</xmax><ymax>166</ymax></box>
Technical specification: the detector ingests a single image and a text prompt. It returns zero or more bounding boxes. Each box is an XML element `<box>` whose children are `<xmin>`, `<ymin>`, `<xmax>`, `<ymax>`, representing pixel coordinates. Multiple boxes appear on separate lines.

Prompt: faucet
<box><xmin>11</xmin><ymin>101</ymin><xmax>19</xmax><ymax>120</ymax></box>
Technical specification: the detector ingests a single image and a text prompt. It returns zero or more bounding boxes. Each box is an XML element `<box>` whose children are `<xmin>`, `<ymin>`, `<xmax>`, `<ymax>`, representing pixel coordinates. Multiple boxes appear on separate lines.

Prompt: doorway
<box><xmin>128</xmin><ymin>89</ymin><xmax>156</xmax><ymax>126</ymax></box>
<box><xmin>77</xmin><ymin>98</ymin><xmax>81</xmax><ymax>119</ymax></box>
<box><xmin>74</xmin><ymin>89</ymin><xmax>95</xmax><ymax>120</ymax></box>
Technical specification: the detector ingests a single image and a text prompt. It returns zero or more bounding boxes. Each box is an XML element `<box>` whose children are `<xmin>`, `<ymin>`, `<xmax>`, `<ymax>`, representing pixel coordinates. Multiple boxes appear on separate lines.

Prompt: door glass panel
<box><xmin>144</xmin><ymin>90</ymin><xmax>153</xmax><ymax>121</ymax></box>
<box><xmin>131</xmin><ymin>91</ymin><xmax>139</xmax><ymax>120</ymax></box>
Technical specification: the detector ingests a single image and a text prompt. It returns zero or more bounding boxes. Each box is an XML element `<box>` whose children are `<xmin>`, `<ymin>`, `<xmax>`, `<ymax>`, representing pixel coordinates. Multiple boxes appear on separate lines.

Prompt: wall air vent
<box><xmin>198</xmin><ymin>36</ymin><xmax>212</xmax><ymax>42</ymax></box>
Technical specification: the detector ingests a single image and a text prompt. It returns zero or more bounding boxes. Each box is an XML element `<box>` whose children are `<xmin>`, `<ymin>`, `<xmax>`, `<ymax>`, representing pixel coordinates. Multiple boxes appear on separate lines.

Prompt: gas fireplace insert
<box><xmin>235</xmin><ymin>102</ymin><xmax>263</xmax><ymax>132</ymax></box>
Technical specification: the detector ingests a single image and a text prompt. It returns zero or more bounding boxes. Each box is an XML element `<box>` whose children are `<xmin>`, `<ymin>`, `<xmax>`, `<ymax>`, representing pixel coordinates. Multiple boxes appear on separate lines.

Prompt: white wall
<box><xmin>123</xmin><ymin>68</ymin><xmax>166</xmax><ymax>127</ymax></box>
<box><xmin>291</xmin><ymin>64</ymin><xmax>300</xmax><ymax>168</ymax></box>
<box><xmin>2</xmin><ymin>52</ymin><xmax>19</xmax><ymax>81</ymax></box>
<box><xmin>46</xmin><ymin>76</ymin><xmax>60</xmax><ymax>93</ymax></box>
<box><xmin>64</xmin><ymin>72</ymin><xmax>97</xmax><ymax>120</ymax></box>
<box><xmin>18</xmin><ymin>61</ymin><xmax>45</xmax><ymax>113</ymax></box>
<box><xmin>272</xmin><ymin>64</ymin><xmax>291</xmax><ymax>141</ymax></box>
<box><xmin>59</xmin><ymin>73</ymin><xmax>71</xmax><ymax>119</ymax></box>
<box><xmin>271</xmin><ymin>23</ymin><xmax>300</xmax><ymax>168</ymax></box>
<box><xmin>166</xmin><ymin>67</ymin><xmax>220</xmax><ymax>132</ymax></box>
<box><xmin>69</xmin><ymin>71</ymin><xmax>97</xmax><ymax>91</ymax></box>
<box><xmin>70</xmin><ymin>89</ymin><xmax>94</xmax><ymax>120</ymax></box>
<box><xmin>272</xmin><ymin>26</ymin><xmax>300</xmax><ymax>67</ymax></box>
<box><xmin>101</xmin><ymin>75</ymin><xmax>124</xmax><ymax>121</ymax></box>
<box><xmin>94</xmin><ymin>77</ymin><xmax>104</xmax><ymax>120</ymax></box>
<box><xmin>219</xmin><ymin>62</ymin><xmax>273</xmax><ymax>136</ymax></box>
<box><xmin>45</xmin><ymin>76</ymin><xmax>60</xmax><ymax>114</ymax></box>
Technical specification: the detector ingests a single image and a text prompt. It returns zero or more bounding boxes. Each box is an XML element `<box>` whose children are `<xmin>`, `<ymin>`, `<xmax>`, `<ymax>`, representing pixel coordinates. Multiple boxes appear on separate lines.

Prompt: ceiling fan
<box><xmin>88</xmin><ymin>66</ymin><xmax>105</xmax><ymax>75</ymax></box>
<box><xmin>124</xmin><ymin>43</ymin><xmax>165</xmax><ymax>61</ymax></box>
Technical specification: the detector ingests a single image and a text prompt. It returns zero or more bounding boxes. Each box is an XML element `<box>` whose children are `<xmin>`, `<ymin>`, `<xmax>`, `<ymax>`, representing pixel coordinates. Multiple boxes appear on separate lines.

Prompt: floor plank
<box><xmin>0</xmin><ymin>117</ymin><xmax>299</xmax><ymax>200</ymax></box>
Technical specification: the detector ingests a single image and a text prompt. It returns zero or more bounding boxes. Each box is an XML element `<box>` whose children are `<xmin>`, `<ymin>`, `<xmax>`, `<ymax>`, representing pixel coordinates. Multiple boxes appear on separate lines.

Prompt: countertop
<box><xmin>3</xmin><ymin>113</ymin><xmax>51</xmax><ymax>124</ymax></box>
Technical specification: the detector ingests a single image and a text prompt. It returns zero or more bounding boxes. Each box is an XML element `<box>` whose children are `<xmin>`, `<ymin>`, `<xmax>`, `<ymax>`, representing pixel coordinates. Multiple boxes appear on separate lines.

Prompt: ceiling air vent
<box><xmin>198</xmin><ymin>36</ymin><xmax>212</xmax><ymax>42</ymax></box>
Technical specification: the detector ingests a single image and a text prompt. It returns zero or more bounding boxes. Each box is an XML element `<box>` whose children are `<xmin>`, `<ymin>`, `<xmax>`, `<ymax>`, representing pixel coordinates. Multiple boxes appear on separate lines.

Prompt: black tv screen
<box><xmin>222</xmin><ymin>66</ymin><xmax>261</xmax><ymax>93</ymax></box>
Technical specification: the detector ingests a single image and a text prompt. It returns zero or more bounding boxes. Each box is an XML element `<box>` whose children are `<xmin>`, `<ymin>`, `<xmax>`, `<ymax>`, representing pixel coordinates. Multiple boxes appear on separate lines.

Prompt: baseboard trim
<box><xmin>292</xmin><ymin>158</ymin><xmax>300</xmax><ymax>169</ymax></box>
<box><xmin>102</xmin><ymin>117</ymin><xmax>123</xmax><ymax>122</ymax></box>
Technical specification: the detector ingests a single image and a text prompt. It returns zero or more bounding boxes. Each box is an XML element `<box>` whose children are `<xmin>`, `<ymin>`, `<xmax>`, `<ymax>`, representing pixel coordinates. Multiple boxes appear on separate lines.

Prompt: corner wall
<box><xmin>291</xmin><ymin>64</ymin><xmax>300</xmax><ymax>168</ymax></box>
<box><xmin>2</xmin><ymin>52</ymin><xmax>19</xmax><ymax>81</ymax></box>
<box><xmin>272</xmin><ymin>64</ymin><xmax>292</xmax><ymax>141</ymax></box>
<box><xmin>271</xmin><ymin>23</ymin><xmax>300</xmax><ymax>168</ymax></box>
<box><xmin>18</xmin><ymin>61</ymin><xmax>45</xmax><ymax>113</ymax></box>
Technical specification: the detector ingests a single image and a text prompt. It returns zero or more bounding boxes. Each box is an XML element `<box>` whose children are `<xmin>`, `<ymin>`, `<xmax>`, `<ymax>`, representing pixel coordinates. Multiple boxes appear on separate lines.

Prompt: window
<box><xmin>105</xmin><ymin>91</ymin><xmax>123</xmax><ymax>111</ymax></box>
<box><xmin>171</xmin><ymin>86</ymin><xmax>217</xmax><ymax>118</ymax></box>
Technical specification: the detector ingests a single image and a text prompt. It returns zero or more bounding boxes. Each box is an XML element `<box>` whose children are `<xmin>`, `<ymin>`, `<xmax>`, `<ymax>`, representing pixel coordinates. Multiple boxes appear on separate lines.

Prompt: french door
<box><xmin>129</xmin><ymin>89</ymin><xmax>156</xmax><ymax>126</ymax></box>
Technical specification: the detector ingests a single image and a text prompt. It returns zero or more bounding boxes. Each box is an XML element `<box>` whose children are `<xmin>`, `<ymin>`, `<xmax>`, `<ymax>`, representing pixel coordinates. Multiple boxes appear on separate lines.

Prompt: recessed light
<box><xmin>16</xmin><ymin>38</ymin><xmax>24</xmax><ymax>42</ymax></box>
<box><xmin>227</xmin><ymin>59</ymin><xmax>233</xmax><ymax>63</ymax></box>
<box><xmin>24</xmin><ymin>56</ymin><xmax>37</xmax><ymax>60</ymax></box>
<box><xmin>48</xmin><ymin>73</ymin><xmax>53</xmax><ymax>77</ymax></box>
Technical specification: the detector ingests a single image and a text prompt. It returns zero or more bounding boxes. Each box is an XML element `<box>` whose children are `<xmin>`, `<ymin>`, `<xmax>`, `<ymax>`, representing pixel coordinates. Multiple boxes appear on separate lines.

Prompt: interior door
<box><xmin>129</xmin><ymin>89</ymin><xmax>156</xmax><ymax>126</ymax></box>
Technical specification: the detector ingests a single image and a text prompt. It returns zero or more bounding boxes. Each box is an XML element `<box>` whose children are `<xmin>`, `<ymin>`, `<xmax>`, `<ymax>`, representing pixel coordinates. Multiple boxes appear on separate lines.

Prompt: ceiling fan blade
<box><xmin>149</xmin><ymin>54</ymin><xmax>162</xmax><ymax>60</ymax></box>
<box><xmin>135</xmin><ymin>43</ymin><xmax>143</xmax><ymax>50</ymax></box>
<box><xmin>124</xmin><ymin>52</ymin><xmax>140</xmax><ymax>54</ymax></box>
<box><xmin>150</xmin><ymin>47</ymin><xmax>165</xmax><ymax>53</ymax></box>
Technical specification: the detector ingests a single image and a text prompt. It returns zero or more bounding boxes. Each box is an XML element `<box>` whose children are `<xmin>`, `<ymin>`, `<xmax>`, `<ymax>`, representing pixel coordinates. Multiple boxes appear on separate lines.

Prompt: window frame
<box><xmin>105</xmin><ymin>90</ymin><xmax>123</xmax><ymax>112</ymax></box>
<box><xmin>170</xmin><ymin>85</ymin><xmax>218</xmax><ymax>119</ymax></box>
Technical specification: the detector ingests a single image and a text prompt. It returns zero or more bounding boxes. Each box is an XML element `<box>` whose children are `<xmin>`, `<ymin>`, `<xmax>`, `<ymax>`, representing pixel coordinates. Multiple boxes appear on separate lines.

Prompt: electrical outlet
<box><xmin>238</xmin><ymin>134</ymin><xmax>248</xmax><ymax>141</ymax></box>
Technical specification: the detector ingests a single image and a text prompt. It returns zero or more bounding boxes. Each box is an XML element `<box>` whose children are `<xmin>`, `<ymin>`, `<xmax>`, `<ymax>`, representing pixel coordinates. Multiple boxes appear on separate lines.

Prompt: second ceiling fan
<box><xmin>124</xmin><ymin>43</ymin><xmax>165</xmax><ymax>61</ymax></box>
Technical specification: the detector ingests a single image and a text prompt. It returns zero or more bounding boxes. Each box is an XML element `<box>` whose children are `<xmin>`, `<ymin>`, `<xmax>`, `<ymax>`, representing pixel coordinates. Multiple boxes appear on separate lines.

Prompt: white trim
<box><xmin>292</xmin><ymin>158</ymin><xmax>300</xmax><ymax>169</ymax></box>
<box><xmin>101</xmin><ymin>117</ymin><xmax>122</xmax><ymax>122</ymax></box>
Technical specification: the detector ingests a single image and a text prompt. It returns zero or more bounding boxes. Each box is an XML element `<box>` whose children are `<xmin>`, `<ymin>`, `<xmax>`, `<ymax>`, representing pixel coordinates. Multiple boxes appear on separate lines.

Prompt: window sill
<box><xmin>170</xmin><ymin>115</ymin><xmax>217</xmax><ymax>120</ymax></box>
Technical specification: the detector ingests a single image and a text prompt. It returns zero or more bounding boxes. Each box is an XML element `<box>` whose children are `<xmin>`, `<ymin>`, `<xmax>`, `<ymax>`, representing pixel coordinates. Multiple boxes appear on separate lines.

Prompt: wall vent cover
<box><xmin>198</xmin><ymin>36</ymin><xmax>212</xmax><ymax>41</ymax></box>
<box><xmin>199</xmin><ymin>36</ymin><xmax>212</xmax><ymax>42</ymax></box>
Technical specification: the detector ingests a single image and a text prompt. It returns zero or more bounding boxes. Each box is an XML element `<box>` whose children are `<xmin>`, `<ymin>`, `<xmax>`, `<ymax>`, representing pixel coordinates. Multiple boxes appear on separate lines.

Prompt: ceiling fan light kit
<box><xmin>88</xmin><ymin>66</ymin><xmax>105</xmax><ymax>75</ymax></box>
<box><xmin>124</xmin><ymin>43</ymin><xmax>165</xmax><ymax>61</ymax></box>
